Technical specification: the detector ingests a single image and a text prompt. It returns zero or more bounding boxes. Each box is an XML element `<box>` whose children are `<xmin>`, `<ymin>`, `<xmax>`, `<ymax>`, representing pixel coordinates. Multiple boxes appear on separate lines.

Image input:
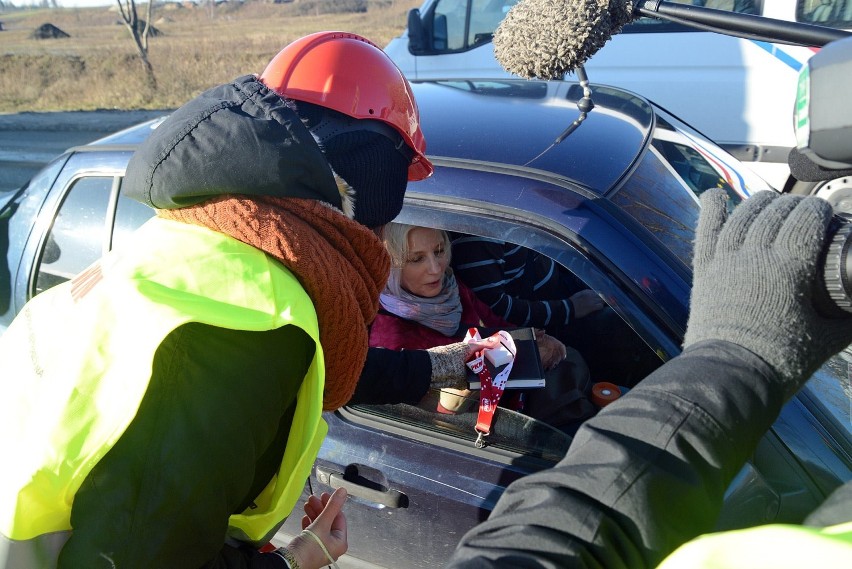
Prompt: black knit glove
<box><xmin>684</xmin><ymin>189</ymin><xmax>852</xmax><ymax>398</ymax></box>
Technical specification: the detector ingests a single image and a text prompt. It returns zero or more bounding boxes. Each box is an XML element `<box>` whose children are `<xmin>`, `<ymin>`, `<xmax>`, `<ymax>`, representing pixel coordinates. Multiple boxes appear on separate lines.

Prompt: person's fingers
<box><xmin>570</xmin><ymin>289</ymin><xmax>604</xmax><ymax>318</ymax></box>
<box><xmin>330</xmin><ymin>507</ymin><xmax>347</xmax><ymax>534</ymax></box>
<box><xmin>304</xmin><ymin>488</ymin><xmax>349</xmax><ymax>561</ymax></box>
<box><xmin>309</xmin><ymin>487</ymin><xmax>348</xmax><ymax>530</ymax></box>
<box><xmin>741</xmin><ymin>193</ymin><xmax>800</xmax><ymax>249</ymax></box>
<box><xmin>775</xmin><ymin>195</ymin><xmax>832</xmax><ymax>257</ymax></box>
<box><xmin>694</xmin><ymin>188</ymin><xmax>734</xmax><ymax>267</ymax></box>
<box><xmin>303</xmin><ymin>494</ymin><xmax>324</xmax><ymax>522</ymax></box>
<box><xmin>714</xmin><ymin>190</ymin><xmax>776</xmax><ymax>255</ymax></box>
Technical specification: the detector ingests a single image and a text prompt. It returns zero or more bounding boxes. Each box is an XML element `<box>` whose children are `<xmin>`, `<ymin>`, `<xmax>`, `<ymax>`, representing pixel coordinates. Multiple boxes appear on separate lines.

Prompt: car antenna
<box><xmin>524</xmin><ymin>64</ymin><xmax>594</xmax><ymax>166</ymax></box>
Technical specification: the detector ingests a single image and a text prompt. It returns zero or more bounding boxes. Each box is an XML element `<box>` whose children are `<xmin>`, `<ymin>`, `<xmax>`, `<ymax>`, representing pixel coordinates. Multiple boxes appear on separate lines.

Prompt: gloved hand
<box><xmin>427</xmin><ymin>342</ymin><xmax>472</xmax><ymax>390</ymax></box>
<box><xmin>684</xmin><ymin>189</ymin><xmax>852</xmax><ymax>398</ymax></box>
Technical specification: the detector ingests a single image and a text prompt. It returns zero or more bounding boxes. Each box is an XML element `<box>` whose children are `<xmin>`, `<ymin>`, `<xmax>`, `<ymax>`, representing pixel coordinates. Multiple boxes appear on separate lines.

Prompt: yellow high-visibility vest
<box><xmin>657</xmin><ymin>521</ymin><xmax>852</xmax><ymax>568</ymax></box>
<box><xmin>0</xmin><ymin>217</ymin><xmax>327</xmax><ymax>565</ymax></box>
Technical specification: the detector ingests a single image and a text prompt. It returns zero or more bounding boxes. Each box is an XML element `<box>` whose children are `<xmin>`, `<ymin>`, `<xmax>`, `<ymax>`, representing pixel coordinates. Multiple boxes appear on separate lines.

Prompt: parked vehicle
<box><xmin>385</xmin><ymin>0</ymin><xmax>852</xmax><ymax>194</ymax></box>
<box><xmin>1</xmin><ymin>79</ymin><xmax>849</xmax><ymax>568</ymax></box>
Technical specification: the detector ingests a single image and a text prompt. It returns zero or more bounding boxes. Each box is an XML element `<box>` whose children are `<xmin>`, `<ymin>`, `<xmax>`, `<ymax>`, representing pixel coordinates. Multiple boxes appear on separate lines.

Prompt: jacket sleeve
<box><xmin>446</xmin><ymin>340</ymin><xmax>785</xmax><ymax>569</ymax></box>
<box><xmin>349</xmin><ymin>346</ymin><xmax>433</xmax><ymax>405</ymax></box>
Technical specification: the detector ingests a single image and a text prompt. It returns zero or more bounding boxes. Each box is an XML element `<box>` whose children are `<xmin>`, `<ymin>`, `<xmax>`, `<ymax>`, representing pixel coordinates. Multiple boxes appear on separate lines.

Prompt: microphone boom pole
<box><xmin>634</xmin><ymin>1</ymin><xmax>851</xmax><ymax>47</ymax></box>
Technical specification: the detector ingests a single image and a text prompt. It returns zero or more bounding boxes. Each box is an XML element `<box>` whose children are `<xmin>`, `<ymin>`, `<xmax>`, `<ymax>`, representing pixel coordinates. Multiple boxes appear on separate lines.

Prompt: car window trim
<box><xmin>403</xmin><ymin>191</ymin><xmax>687</xmax><ymax>351</ymax></box>
<box><xmin>337</xmin><ymin>404</ymin><xmax>566</xmax><ymax>473</ymax></box>
<box><xmin>25</xmin><ymin>171</ymin><xmax>122</xmax><ymax>300</ymax></box>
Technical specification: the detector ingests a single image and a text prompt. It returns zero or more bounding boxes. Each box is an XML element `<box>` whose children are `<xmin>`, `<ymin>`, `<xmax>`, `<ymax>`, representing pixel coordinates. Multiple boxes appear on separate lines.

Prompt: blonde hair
<box><xmin>382</xmin><ymin>222</ymin><xmax>452</xmax><ymax>297</ymax></box>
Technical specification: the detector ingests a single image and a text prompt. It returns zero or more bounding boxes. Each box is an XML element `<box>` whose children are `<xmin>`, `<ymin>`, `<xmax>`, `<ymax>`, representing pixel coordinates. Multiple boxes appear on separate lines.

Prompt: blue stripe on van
<box><xmin>750</xmin><ymin>40</ymin><xmax>805</xmax><ymax>71</ymax></box>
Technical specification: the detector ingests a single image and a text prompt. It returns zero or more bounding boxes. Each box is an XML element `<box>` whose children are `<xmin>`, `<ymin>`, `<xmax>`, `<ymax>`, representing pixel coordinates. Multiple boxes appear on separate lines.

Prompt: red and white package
<box><xmin>463</xmin><ymin>328</ymin><xmax>517</xmax><ymax>447</ymax></box>
<box><xmin>463</xmin><ymin>328</ymin><xmax>517</xmax><ymax>389</ymax></box>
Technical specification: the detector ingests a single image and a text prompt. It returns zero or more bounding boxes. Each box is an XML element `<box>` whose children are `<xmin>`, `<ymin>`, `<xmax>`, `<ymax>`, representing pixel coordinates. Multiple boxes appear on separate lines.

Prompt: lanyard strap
<box><xmin>464</xmin><ymin>329</ymin><xmax>516</xmax><ymax>448</ymax></box>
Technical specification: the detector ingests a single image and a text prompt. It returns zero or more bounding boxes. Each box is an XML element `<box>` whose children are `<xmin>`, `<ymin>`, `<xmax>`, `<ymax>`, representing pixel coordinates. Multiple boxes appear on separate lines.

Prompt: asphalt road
<box><xmin>0</xmin><ymin>110</ymin><xmax>171</xmax><ymax>194</ymax></box>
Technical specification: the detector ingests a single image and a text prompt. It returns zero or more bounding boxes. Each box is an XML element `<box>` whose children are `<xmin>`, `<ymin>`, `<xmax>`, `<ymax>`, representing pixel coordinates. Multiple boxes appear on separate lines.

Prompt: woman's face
<box><xmin>400</xmin><ymin>227</ymin><xmax>449</xmax><ymax>298</ymax></box>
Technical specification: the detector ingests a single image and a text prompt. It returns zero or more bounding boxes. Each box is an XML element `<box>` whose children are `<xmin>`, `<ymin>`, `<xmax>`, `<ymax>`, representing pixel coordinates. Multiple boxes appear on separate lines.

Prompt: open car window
<box><xmin>348</xmin><ymin>203</ymin><xmax>668</xmax><ymax>465</ymax></box>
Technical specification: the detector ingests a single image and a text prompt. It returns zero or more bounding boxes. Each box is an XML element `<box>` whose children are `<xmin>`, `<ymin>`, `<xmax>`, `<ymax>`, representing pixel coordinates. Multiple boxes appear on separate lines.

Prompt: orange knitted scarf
<box><xmin>158</xmin><ymin>195</ymin><xmax>390</xmax><ymax>410</ymax></box>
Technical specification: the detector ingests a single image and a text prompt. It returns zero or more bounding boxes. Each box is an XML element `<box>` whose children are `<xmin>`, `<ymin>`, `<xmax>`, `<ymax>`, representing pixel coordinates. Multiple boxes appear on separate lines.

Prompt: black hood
<box><xmin>123</xmin><ymin>75</ymin><xmax>342</xmax><ymax>210</ymax></box>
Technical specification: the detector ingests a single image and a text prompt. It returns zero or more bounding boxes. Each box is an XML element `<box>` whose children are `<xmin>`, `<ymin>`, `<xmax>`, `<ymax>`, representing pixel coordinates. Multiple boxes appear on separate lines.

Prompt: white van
<box><xmin>385</xmin><ymin>0</ymin><xmax>852</xmax><ymax>194</ymax></box>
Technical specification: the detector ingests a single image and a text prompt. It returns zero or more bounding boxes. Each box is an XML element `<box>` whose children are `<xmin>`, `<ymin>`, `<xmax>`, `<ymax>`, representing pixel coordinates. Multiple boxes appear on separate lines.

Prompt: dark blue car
<box><xmin>1</xmin><ymin>79</ymin><xmax>849</xmax><ymax>568</ymax></box>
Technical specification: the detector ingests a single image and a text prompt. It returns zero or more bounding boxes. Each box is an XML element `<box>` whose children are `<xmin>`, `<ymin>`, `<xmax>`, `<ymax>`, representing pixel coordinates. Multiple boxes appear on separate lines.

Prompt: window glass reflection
<box><xmin>36</xmin><ymin>177</ymin><xmax>111</xmax><ymax>294</ymax></box>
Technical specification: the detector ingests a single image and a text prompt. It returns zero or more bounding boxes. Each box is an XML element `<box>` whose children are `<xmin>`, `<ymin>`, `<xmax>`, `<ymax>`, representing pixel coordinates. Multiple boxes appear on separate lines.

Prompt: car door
<box><xmin>274</xmin><ymin>194</ymin><xmax>675</xmax><ymax>568</ymax></box>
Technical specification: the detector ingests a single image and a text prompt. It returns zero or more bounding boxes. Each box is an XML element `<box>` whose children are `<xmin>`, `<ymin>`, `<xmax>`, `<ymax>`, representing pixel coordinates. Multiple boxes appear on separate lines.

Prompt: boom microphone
<box><xmin>493</xmin><ymin>0</ymin><xmax>634</xmax><ymax>80</ymax></box>
<box><xmin>493</xmin><ymin>0</ymin><xmax>851</xmax><ymax>81</ymax></box>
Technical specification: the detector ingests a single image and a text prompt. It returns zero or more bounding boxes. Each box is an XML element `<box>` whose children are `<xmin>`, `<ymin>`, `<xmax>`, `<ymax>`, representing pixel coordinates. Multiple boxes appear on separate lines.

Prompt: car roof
<box><xmin>75</xmin><ymin>80</ymin><xmax>655</xmax><ymax>197</ymax></box>
<box><xmin>82</xmin><ymin>115</ymin><xmax>170</xmax><ymax>148</ymax></box>
<box><xmin>410</xmin><ymin>79</ymin><xmax>655</xmax><ymax>194</ymax></box>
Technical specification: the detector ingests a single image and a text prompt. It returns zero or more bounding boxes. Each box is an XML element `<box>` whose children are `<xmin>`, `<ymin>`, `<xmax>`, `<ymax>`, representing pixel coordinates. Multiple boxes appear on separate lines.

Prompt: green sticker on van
<box><xmin>794</xmin><ymin>64</ymin><xmax>810</xmax><ymax>149</ymax></box>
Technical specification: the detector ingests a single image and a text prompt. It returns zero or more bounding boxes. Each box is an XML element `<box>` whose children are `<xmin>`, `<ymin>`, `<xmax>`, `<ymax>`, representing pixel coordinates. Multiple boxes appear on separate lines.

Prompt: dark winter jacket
<box><xmin>445</xmin><ymin>339</ymin><xmax>847</xmax><ymax>568</ymax></box>
<box><xmin>124</xmin><ymin>75</ymin><xmax>342</xmax><ymax>211</ymax></box>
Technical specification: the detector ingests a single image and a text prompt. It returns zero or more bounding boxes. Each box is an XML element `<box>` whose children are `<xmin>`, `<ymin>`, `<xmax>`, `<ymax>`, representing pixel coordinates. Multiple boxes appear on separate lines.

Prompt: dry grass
<box><xmin>0</xmin><ymin>1</ymin><xmax>420</xmax><ymax>112</ymax></box>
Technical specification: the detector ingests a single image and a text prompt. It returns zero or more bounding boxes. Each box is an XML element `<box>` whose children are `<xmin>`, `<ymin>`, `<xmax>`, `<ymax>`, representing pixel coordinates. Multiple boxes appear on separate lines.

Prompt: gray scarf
<box><xmin>380</xmin><ymin>270</ymin><xmax>463</xmax><ymax>337</ymax></box>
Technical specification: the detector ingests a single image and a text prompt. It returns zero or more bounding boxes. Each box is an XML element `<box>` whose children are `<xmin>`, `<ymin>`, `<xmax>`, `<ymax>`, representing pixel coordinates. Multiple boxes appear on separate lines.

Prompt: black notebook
<box><xmin>466</xmin><ymin>327</ymin><xmax>546</xmax><ymax>390</ymax></box>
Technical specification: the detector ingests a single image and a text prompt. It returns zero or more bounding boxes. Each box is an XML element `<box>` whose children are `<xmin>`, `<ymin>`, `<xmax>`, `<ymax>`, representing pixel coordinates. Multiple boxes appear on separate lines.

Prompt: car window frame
<box><xmin>32</xmin><ymin>175</ymin><xmax>120</xmax><ymax>296</ymax></box>
<box><xmin>20</xmin><ymin>151</ymin><xmax>134</xmax><ymax>304</ymax></box>
<box><xmin>342</xmin><ymin>193</ymin><xmax>680</xmax><ymax>468</ymax></box>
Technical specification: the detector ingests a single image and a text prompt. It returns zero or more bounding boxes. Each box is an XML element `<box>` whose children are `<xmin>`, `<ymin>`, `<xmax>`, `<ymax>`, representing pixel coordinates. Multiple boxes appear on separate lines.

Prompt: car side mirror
<box><xmin>407</xmin><ymin>9</ymin><xmax>428</xmax><ymax>55</ymax></box>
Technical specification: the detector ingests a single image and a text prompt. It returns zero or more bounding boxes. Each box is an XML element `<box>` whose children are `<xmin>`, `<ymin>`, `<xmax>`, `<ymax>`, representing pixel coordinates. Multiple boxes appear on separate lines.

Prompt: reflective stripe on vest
<box><xmin>0</xmin><ymin>217</ymin><xmax>326</xmax><ymax>565</ymax></box>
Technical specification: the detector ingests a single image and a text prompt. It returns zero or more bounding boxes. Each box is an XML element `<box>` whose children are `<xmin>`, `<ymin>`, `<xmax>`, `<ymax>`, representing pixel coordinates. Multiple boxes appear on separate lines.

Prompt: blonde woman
<box><xmin>370</xmin><ymin>223</ymin><xmax>597</xmax><ymax>430</ymax></box>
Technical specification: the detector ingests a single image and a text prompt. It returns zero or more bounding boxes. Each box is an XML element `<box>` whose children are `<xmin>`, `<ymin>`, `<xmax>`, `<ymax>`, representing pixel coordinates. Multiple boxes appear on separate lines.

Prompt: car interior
<box><xmin>350</xmin><ymin>215</ymin><xmax>668</xmax><ymax>461</ymax></box>
<box><xmin>354</xmin><ymin>230</ymin><xmax>665</xmax><ymax>462</ymax></box>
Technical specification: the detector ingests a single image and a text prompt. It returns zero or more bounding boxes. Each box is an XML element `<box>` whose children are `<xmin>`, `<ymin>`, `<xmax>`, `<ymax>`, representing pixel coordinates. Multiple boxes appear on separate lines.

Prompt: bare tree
<box><xmin>115</xmin><ymin>0</ymin><xmax>157</xmax><ymax>91</ymax></box>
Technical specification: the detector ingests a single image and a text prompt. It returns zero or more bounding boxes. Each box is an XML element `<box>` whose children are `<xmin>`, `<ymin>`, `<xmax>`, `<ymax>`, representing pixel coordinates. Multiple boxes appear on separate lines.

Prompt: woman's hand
<box><xmin>535</xmin><ymin>330</ymin><xmax>567</xmax><ymax>371</ymax></box>
<box><xmin>283</xmin><ymin>487</ymin><xmax>348</xmax><ymax>569</ymax></box>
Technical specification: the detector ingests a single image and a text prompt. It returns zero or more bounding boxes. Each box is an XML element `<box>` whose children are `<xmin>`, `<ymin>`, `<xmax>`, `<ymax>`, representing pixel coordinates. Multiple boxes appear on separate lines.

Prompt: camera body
<box><xmin>815</xmin><ymin>214</ymin><xmax>852</xmax><ymax>317</ymax></box>
<box><xmin>793</xmin><ymin>36</ymin><xmax>852</xmax><ymax>316</ymax></box>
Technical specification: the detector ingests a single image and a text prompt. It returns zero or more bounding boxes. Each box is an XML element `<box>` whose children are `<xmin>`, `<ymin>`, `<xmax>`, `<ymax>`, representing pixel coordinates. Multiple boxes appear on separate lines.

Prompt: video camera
<box><xmin>794</xmin><ymin>36</ymin><xmax>852</xmax><ymax>316</ymax></box>
<box><xmin>637</xmin><ymin>5</ymin><xmax>852</xmax><ymax>315</ymax></box>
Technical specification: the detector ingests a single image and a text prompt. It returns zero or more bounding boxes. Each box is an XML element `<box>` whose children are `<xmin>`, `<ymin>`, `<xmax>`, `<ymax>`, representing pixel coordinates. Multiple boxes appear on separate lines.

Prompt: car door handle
<box><xmin>316</xmin><ymin>465</ymin><xmax>409</xmax><ymax>509</ymax></box>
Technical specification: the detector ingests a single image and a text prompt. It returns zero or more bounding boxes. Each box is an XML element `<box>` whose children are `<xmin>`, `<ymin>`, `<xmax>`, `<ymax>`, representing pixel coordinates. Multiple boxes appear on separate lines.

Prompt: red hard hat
<box><xmin>260</xmin><ymin>31</ymin><xmax>433</xmax><ymax>181</ymax></box>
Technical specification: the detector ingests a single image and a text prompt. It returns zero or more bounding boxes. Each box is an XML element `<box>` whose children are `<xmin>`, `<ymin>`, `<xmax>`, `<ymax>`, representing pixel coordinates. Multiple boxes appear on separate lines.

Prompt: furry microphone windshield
<box><xmin>493</xmin><ymin>0</ymin><xmax>635</xmax><ymax>79</ymax></box>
